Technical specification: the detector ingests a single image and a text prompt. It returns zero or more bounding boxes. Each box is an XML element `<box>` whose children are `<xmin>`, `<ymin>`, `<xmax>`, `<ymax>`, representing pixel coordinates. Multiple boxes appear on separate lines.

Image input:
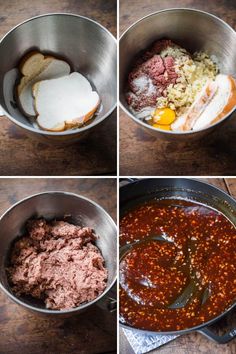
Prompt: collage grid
<box><xmin>0</xmin><ymin>1</ymin><xmax>235</xmax><ymax>354</ymax></box>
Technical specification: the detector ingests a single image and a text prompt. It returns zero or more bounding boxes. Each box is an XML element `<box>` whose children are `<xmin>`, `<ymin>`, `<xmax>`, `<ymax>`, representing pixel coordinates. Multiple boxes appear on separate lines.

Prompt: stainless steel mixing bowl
<box><xmin>0</xmin><ymin>191</ymin><xmax>117</xmax><ymax>315</ymax></box>
<box><xmin>120</xmin><ymin>8</ymin><xmax>236</xmax><ymax>141</ymax></box>
<box><xmin>0</xmin><ymin>13</ymin><xmax>117</xmax><ymax>144</ymax></box>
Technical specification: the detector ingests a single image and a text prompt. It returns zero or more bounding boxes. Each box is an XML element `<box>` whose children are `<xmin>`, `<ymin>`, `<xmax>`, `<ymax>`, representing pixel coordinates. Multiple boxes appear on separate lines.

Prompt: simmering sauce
<box><xmin>120</xmin><ymin>199</ymin><xmax>236</xmax><ymax>331</ymax></box>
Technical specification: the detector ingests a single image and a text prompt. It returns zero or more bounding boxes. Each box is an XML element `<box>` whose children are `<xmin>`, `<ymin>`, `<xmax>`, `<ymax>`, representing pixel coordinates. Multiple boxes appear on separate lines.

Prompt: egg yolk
<box><xmin>152</xmin><ymin>108</ymin><xmax>176</xmax><ymax>125</ymax></box>
<box><xmin>153</xmin><ymin>123</ymin><xmax>171</xmax><ymax>130</ymax></box>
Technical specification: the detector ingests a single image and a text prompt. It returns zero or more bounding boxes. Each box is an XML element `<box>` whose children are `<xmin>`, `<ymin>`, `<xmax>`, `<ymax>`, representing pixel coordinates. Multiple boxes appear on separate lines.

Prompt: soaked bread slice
<box><xmin>193</xmin><ymin>75</ymin><xmax>235</xmax><ymax>130</ymax></box>
<box><xmin>33</xmin><ymin>72</ymin><xmax>100</xmax><ymax>132</ymax></box>
<box><xmin>17</xmin><ymin>51</ymin><xmax>70</xmax><ymax>117</ymax></box>
<box><xmin>172</xmin><ymin>75</ymin><xmax>236</xmax><ymax>131</ymax></box>
<box><xmin>171</xmin><ymin>80</ymin><xmax>218</xmax><ymax>131</ymax></box>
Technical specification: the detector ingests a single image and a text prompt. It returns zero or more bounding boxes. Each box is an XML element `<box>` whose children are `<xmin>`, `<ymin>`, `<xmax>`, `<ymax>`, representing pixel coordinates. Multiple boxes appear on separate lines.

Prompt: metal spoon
<box><xmin>120</xmin><ymin>234</ymin><xmax>210</xmax><ymax>309</ymax></box>
<box><xmin>119</xmin><ymin>234</ymin><xmax>173</xmax><ymax>260</ymax></box>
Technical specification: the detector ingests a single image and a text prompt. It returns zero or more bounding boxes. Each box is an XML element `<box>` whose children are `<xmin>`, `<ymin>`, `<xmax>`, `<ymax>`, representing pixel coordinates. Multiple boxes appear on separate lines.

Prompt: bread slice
<box><xmin>17</xmin><ymin>52</ymin><xmax>70</xmax><ymax>117</ymax></box>
<box><xmin>172</xmin><ymin>75</ymin><xmax>235</xmax><ymax>131</ymax></box>
<box><xmin>171</xmin><ymin>80</ymin><xmax>218</xmax><ymax>131</ymax></box>
<box><xmin>33</xmin><ymin>72</ymin><xmax>100</xmax><ymax>132</ymax></box>
<box><xmin>193</xmin><ymin>75</ymin><xmax>233</xmax><ymax>130</ymax></box>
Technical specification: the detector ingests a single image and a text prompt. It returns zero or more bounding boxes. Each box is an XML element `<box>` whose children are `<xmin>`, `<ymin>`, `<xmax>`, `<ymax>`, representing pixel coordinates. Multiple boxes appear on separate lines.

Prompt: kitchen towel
<box><xmin>123</xmin><ymin>328</ymin><xmax>179</xmax><ymax>354</ymax></box>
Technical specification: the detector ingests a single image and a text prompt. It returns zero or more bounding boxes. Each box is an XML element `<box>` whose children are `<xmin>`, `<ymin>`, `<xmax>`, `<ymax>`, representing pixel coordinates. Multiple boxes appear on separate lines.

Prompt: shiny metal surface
<box><xmin>0</xmin><ymin>192</ymin><xmax>117</xmax><ymax>315</ymax></box>
<box><xmin>120</xmin><ymin>8</ymin><xmax>236</xmax><ymax>141</ymax></box>
<box><xmin>0</xmin><ymin>13</ymin><xmax>117</xmax><ymax>144</ymax></box>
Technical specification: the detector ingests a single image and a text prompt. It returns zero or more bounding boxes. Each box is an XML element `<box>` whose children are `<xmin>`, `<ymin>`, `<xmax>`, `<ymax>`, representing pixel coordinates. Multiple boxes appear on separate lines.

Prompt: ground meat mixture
<box><xmin>8</xmin><ymin>219</ymin><xmax>108</xmax><ymax>310</ymax></box>
<box><xmin>126</xmin><ymin>39</ymin><xmax>178</xmax><ymax>114</ymax></box>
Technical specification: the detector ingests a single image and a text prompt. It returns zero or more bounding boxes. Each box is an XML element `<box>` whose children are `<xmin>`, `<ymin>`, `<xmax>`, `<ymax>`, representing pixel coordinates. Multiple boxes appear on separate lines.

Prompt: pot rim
<box><xmin>0</xmin><ymin>190</ymin><xmax>117</xmax><ymax>314</ymax></box>
<box><xmin>120</xmin><ymin>302</ymin><xmax>236</xmax><ymax>336</ymax></box>
<box><xmin>119</xmin><ymin>177</ymin><xmax>236</xmax><ymax>334</ymax></box>
<box><xmin>119</xmin><ymin>8</ymin><xmax>236</xmax><ymax>136</ymax></box>
<box><xmin>0</xmin><ymin>12</ymin><xmax>117</xmax><ymax>136</ymax></box>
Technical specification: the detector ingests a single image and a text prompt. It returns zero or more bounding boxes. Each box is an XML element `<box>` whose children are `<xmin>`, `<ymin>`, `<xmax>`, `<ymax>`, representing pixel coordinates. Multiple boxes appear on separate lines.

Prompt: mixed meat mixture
<box><xmin>8</xmin><ymin>219</ymin><xmax>107</xmax><ymax>310</ymax></box>
<box><xmin>127</xmin><ymin>40</ymin><xmax>178</xmax><ymax>114</ymax></box>
<box><xmin>120</xmin><ymin>199</ymin><xmax>236</xmax><ymax>331</ymax></box>
<box><xmin>126</xmin><ymin>39</ymin><xmax>236</xmax><ymax>131</ymax></box>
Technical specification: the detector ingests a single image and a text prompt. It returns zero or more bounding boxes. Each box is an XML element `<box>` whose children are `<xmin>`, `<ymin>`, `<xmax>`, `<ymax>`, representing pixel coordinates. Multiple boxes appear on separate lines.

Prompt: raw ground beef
<box><xmin>8</xmin><ymin>219</ymin><xmax>108</xmax><ymax>310</ymax></box>
<box><xmin>126</xmin><ymin>39</ymin><xmax>178</xmax><ymax>113</ymax></box>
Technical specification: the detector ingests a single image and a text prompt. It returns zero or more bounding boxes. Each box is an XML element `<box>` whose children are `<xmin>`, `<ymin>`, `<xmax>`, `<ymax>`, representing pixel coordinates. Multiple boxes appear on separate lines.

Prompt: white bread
<box><xmin>172</xmin><ymin>75</ymin><xmax>234</xmax><ymax>131</ymax></box>
<box><xmin>171</xmin><ymin>80</ymin><xmax>217</xmax><ymax>131</ymax></box>
<box><xmin>17</xmin><ymin>52</ymin><xmax>70</xmax><ymax>117</ymax></box>
<box><xmin>33</xmin><ymin>72</ymin><xmax>100</xmax><ymax>132</ymax></box>
<box><xmin>193</xmin><ymin>75</ymin><xmax>233</xmax><ymax>130</ymax></box>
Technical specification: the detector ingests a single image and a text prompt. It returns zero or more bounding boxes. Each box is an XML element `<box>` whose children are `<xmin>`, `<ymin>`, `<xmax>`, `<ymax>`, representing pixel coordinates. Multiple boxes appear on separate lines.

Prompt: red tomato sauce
<box><xmin>120</xmin><ymin>199</ymin><xmax>236</xmax><ymax>331</ymax></box>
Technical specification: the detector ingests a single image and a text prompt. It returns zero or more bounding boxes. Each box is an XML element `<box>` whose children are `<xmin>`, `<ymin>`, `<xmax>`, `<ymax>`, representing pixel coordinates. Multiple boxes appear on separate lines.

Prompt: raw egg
<box><xmin>152</xmin><ymin>108</ymin><xmax>176</xmax><ymax>125</ymax></box>
<box><xmin>153</xmin><ymin>123</ymin><xmax>171</xmax><ymax>130</ymax></box>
